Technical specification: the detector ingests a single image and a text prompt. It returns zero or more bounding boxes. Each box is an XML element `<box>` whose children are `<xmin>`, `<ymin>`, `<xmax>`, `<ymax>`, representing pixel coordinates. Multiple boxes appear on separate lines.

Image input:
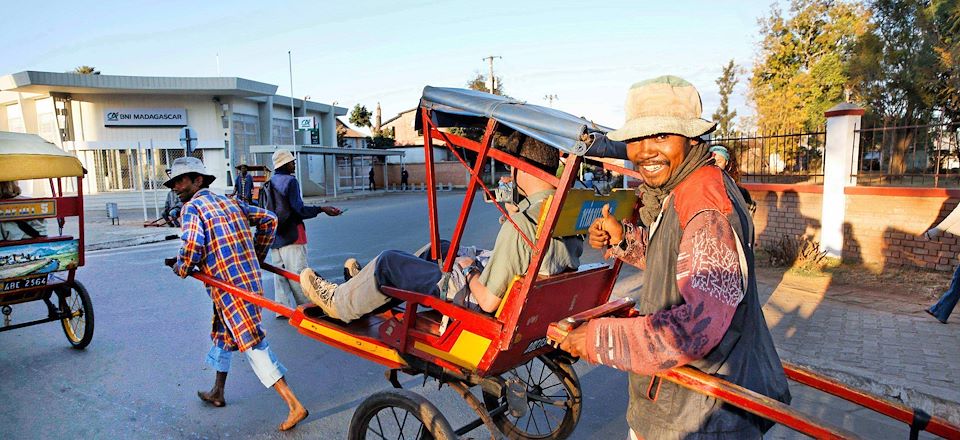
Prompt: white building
<box><xmin>0</xmin><ymin>70</ymin><xmax>351</xmax><ymax>205</ymax></box>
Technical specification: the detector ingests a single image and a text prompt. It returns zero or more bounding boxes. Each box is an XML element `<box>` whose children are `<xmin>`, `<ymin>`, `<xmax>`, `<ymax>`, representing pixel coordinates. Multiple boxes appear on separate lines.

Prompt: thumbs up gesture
<box><xmin>588</xmin><ymin>204</ymin><xmax>624</xmax><ymax>249</ymax></box>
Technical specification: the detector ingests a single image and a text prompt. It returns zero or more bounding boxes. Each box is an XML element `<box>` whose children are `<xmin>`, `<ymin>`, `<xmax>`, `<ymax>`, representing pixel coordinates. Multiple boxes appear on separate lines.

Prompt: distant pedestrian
<box><xmin>232</xmin><ymin>164</ymin><xmax>253</xmax><ymax>204</ymax></box>
<box><xmin>401</xmin><ymin>167</ymin><xmax>409</xmax><ymax>190</ymax></box>
<box><xmin>263</xmin><ymin>150</ymin><xmax>341</xmax><ymax>316</ymax></box>
<box><xmin>710</xmin><ymin>144</ymin><xmax>756</xmax><ymax>215</ymax></box>
<box><xmin>162</xmin><ymin>168</ymin><xmax>183</xmax><ymax>227</ymax></box>
<box><xmin>368</xmin><ymin>167</ymin><xmax>376</xmax><ymax>191</ymax></box>
<box><xmin>582</xmin><ymin>168</ymin><xmax>594</xmax><ymax>188</ymax></box>
<box><xmin>923</xmin><ymin>206</ymin><xmax>960</xmax><ymax>324</ymax></box>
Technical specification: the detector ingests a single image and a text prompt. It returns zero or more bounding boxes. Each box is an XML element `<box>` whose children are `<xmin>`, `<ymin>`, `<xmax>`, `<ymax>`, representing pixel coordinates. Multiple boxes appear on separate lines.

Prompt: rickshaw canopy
<box><xmin>416</xmin><ymin>86</ymin><xmax>611</xmax><ymax>156</ymax></box>
<box><xmin>0</xmin><ymin>131</ymin><xmax>84</xmax><ymax>181</ymax></box>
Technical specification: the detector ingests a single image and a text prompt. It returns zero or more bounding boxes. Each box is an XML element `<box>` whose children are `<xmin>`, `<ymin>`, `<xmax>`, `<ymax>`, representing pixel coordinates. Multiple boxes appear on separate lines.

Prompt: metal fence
<box><xmin>853</xmin><ymin>121</ymin><xmax>960</xmax><ymax>187</ymax></box>
<box><xmin>78</xmin><ymin>148</ymin><xmax>203</xmax><ymax>192</ymax></box>
<box><xmin>712</xmin><ymin>130</ymin><xmax>826</xmax><ymax>184</ymax></box>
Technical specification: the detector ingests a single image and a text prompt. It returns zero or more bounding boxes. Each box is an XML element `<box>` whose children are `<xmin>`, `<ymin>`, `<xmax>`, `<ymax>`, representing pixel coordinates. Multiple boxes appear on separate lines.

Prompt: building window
<box><xmin>272</xmin><ymin>118</ymin><xmax>294</xmax><ymax>145</ymax></box>
<box><xmin>6</xmin><ymin>104</ymin><xmax>25</xmax><ymax>133</ymax></box>
<box><xmin>231</xmin><ymin>113</ymin><xmax>259</xmax><ymax>163</ymax></box>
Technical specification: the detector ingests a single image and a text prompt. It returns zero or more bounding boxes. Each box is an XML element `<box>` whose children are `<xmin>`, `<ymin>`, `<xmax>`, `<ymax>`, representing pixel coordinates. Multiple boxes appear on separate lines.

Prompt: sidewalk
<box><xmin>757</xmin><ymin>267</ymin><xmax>960</xmax><ymax>425</ymax></box>
<box><xmin>72</xmin><ymin>189</ymin><xmax>400</xmax><ymax>251</ymax></box>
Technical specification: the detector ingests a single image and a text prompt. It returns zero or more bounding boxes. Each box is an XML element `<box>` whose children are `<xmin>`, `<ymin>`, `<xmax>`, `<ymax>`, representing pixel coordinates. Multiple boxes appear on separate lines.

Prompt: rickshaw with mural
<box><xmin>174</xmin><ymin>88</ymin><xmax>960</xmax><ymax>439</ymax></box>
<box><xmin>0</xmin><ymin>131</ymin><xmax>93</xmax><ymax>349</ymax></box>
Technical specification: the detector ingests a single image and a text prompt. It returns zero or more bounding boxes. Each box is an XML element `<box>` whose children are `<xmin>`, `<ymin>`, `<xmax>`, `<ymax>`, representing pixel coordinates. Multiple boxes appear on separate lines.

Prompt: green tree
<box><xmin>712</xmin><ymin>60</ymin><xmax>740</xmax><ymax>139</ymax></box>
<box><xmin>466</xmin><ymin>71</ymin><xmax>504</xmax><ymax>95</ymax></box>
<box><xmin>928</xmin><ymin>0</ymin><xmax>960</xmax><ymax>119</ymax></box>
<box><xmin>349</xmin><ymin>104</ymin><xmax>372</xmax><ymax>128</ymax></box>
<box><xmin>72</xmin><ymin>65</ymin><xmax>100</xmax><ymax>75</ymax></box>
<box><xmin>750</xmin><ymin>0</ymin><xmax>871</xmax><ymax>132</ymax></box>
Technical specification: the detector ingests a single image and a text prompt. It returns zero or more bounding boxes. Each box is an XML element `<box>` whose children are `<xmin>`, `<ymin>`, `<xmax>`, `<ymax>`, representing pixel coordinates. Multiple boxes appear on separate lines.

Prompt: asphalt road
<box><xmin>0</xmin><ymin>192</ymin><xmax>935</xmax><ymax>439</ymax></box>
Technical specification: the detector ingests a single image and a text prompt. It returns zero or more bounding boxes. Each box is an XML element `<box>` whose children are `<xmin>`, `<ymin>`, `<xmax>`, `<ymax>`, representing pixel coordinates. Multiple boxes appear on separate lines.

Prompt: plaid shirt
<box><xmin>173</xmin><ymin>189</ymin><xmax>277</xmax><ymax>352</ymax></box>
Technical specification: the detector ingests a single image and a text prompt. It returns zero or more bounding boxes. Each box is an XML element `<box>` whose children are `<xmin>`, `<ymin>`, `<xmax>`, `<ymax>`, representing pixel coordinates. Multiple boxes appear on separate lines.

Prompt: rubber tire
<box><xmin>57</xmin><ymin>281</ymin><xmax>94</xmax><ymax>349</ymax></box>
<box><xmin>348</xmin><ymin>389</ymin><xmax>457</xmax><ymax>440</ymax></box>
<box><xmin>482</xmin><ymin>355</ymin><xmax>582</xmax><ymax>440</ymax></box>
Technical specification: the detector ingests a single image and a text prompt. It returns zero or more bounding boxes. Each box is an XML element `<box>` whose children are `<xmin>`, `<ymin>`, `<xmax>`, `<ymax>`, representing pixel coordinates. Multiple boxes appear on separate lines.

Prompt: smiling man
<box><xmin>561</xmin><ymin>76</ymin><xmax>791</xmax><ymax>439</ymax></box>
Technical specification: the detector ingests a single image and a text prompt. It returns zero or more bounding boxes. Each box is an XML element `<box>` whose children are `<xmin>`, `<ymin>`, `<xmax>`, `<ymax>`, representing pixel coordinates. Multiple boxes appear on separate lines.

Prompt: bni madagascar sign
<box><xmin>104</xmin><ymin>108</ymin><xmax>187</xmax><ymax>127</ymax></box>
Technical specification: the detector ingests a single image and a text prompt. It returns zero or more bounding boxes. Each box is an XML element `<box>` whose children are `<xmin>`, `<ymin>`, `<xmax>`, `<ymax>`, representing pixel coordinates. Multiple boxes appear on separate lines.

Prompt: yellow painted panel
<box><xmin>552</xmin><ymin>189</ymin><xmax>637</xmax><ymax>237</ymax></box>
<box><xmin>299</xmin><ymin>319</ymin><xmax>406</xmax><ymax>365</ymax></box>
<box><xmin>414</xmin><ymin>331</ymin><xmax>491</xmax><ymax>369</ymax></box>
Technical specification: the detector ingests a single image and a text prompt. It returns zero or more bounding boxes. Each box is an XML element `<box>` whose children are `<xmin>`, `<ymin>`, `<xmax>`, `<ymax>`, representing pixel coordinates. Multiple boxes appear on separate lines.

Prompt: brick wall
<box><xmin>745</xmin><ymin>183</ymin><xmax>960</xmax><ymax>272</ymax></box>
<box><xmin>372</xmin><ymin>162</ymin><xmax>469</xmax><ymax>188</ymax></box>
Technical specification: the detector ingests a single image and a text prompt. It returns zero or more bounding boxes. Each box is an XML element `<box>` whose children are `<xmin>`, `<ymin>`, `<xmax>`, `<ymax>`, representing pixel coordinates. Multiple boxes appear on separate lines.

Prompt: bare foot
<box><xmin>197</xmin><ymin>390</ymin><xmax>225</xmax><ymax>407</ymax></box>
<box><xmin>278</xmin><ymin>406</ymin><xmax>308</xmax><ymax>431</ymax></box>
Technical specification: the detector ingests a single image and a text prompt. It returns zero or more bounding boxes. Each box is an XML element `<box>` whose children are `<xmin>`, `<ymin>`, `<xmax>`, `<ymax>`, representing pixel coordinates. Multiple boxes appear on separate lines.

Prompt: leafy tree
<box><xmin>72</xmin><ymin>66</ymin><xmax>100</xmax><ymax>75</ymax></box>
<box><xmin>750</xmin><ymin>0</ymin><xmax>871</xmax><ymax>132</ymax></box>
<box><xmin>349</xmin><ymin>104</ymin><xmax>372</xmax><ymax>128</ymax></box>
<box><xmin>466</xmin><ymin>71</ymin><xmax>504</xmax><ymax>95</ymax></box>
<box><xmin>928</xmin><ymin>0</ymin><xmax>960</xmax><ymax>119</ymax></box>
<box><xmin>336</xmin><ymin>122</ymin><xmax>348</xmax><ymax>148</ymax></box>
<box><xmin>712</xmin><ymin>60</ymin><xmax>740</xmax><ymax>139</ymax></box>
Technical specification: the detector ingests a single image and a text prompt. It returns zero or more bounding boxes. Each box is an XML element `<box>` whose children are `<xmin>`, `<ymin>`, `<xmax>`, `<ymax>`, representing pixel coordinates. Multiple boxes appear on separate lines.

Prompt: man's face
<box><xmin>171</xmin><ymin>174</ymin><xmax>203</xmax><ymax>203</ymax></box>
<box><xmin>713</xmin><ymin>153</ymin><xmax>728</xmax><ymax>170</ymax></box>
<box><xmin>625</xmin><ymin>134</ymin><xmax>692</xmax><ymax>188</ymax></box>
<box><xmin>283</xmin><ymin>161</ymin><xmax>296</xmax><ymax>173</ymax></box>
<box><xmin>239</xmin><ymin>166</ymin><xmax>247</xmax><ymax>176</ymax></box>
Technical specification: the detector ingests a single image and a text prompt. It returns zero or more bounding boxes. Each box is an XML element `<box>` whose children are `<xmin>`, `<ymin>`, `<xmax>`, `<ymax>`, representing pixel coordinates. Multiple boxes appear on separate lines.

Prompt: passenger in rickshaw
<box><xmin>161</xmin><ymin>169</ymin><xmax>183</xmax><ymax>227</ymax></box>
<box><xmin>165</xmin><ymin>157</ymin><xmax>308</xmax><ymax>431</ymax></box>
<box><xmin>0</xmin><ymin>181</ymin><xmax>48</xmax><ymax>240</ymax></box>
<box><xmin>299</xmin><ymin>133</ymin><xmax>583</xmax><ymax>323</ymax></box>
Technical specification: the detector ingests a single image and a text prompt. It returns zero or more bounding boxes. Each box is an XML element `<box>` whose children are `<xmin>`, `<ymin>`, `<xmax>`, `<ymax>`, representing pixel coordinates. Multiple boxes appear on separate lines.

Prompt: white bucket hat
<box><xmin>272</xmin><ymin>149</ymin><xmax>295</xmax><ymax>170</ymax></box>
<box><xmin>607</xmin><ymin>75</ymin><xmax>717</xmax><ymax>142</ymax></box>
<box><xmin>163</xmin><ymin>157</ymin><xmax>216</xmax><ymax>188</ymax></box>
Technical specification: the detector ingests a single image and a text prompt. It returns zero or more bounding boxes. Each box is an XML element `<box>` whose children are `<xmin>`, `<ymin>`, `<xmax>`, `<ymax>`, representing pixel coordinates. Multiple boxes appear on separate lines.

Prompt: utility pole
<box><xmin>288</xmin><ymin>50</ymin><xmax>296</xmax><ymax>146</ymax></box>
<box><xmin>544</xmin><ymin>94</ymin><xmax>558</xmax><ymax>107</ymax></box>
<box><xmin>482</xmin><ymin>55</ymin><xmax>502</xmax><ymax>94</ymax></box>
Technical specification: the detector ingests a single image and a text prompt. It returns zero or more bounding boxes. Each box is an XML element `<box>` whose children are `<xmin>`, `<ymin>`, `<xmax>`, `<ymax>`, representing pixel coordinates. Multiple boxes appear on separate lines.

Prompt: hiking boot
<box><xmin>300</xmin><ymin>268</ymin><xmax>340</xmax><ymax>319</ymax></box>
<box><xmin>343</xmin><ymin>258</ymin><xmax>362</xmax><ymax>281</ymax></box>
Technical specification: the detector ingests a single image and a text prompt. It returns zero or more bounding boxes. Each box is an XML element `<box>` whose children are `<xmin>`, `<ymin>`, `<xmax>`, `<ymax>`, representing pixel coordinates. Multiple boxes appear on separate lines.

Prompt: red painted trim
<box><xmin>190</xmin><ymin>271</ymin><xmax>294</xmax><ymax>318</ymax></box>
<box><xmin>422</xmin><ymin>110</ymin><xmax>441</xmax><ymax>260</ymax></box>
<box><xmin>784</xmin><ymin>362</ymin><xmax>960</xmax><ymax>439</ymax></box>
<box><xmin>843</xmin><ymin>186</ymin><xmax>960</xmax><ymax>198</ymax></box>
<box><xmin>824</xmin><ymin>108</ymin><xmax>865</xmax><ymax>117</ymax></box>
<box><xmin>741</xmin><ymin>183</ymin><xmax>824</xmax><ymax>194</ymax></box>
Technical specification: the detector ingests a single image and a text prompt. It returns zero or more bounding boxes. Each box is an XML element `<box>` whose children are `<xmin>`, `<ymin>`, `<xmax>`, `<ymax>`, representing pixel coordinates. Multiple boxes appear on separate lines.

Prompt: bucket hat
<box><xmin>163</xmin><ymin>157</ymin><xmax>216</xmax><ymax>188</ymax></box>
<box><xmin>607</xmin><ymin>75</ymin><xmax>717</xmax><ymax>142</ymax></box>
<box><xmin>272</xmin><ymin>149</ymin><xmax>295</xmax><ymax>170</ymax></box>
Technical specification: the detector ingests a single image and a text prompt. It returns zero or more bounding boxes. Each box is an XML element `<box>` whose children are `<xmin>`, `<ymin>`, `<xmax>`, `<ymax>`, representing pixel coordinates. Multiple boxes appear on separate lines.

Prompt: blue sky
<box><xmin>1</xmin><ymin>1</ymin><xmax>781</xmax><ymax>131</ymax></box>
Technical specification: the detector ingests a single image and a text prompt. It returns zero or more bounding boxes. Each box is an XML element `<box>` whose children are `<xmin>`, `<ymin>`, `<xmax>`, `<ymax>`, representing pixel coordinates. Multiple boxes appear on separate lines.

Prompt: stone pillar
<box><xmin>820</xmin><ymin>103</ymin><xmax>864</xmax><ymax>258</ymax></box>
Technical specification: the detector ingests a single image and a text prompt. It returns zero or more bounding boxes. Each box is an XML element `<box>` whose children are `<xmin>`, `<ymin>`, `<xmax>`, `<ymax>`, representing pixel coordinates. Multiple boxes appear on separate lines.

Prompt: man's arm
<box><xmin>284</xmin><ymin>177</ymin><xmax>325</xmax><ymax>219</ymax></box>
<box><xmin>563</xmin><ymin>210</ymin><xmax>743</xmax><ymax>375</ymax></box>
<box><xmin>244</xmin><ymin>203</ymin><xmax>277</xmax><ymax>262</ymax></box>
<box><xmin>172</xmin><ymin>203</ymin><xmax>205</xmax><ymax>278</ymax></box>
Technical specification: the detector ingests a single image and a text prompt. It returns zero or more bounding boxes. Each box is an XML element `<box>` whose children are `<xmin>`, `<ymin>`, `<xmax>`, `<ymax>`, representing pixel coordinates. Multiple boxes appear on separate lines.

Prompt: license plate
<box><xmin>2</xmin><ymin>275</ymin><xmax>48</xmax><ymax>292</ymax></box>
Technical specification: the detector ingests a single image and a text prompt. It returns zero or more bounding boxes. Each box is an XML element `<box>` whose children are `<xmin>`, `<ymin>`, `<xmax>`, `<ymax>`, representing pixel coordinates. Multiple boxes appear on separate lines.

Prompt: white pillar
<box><xmin>820</xmin><ymin>103</ymin><xmax>864</xmax><ymax>258</ymax></box>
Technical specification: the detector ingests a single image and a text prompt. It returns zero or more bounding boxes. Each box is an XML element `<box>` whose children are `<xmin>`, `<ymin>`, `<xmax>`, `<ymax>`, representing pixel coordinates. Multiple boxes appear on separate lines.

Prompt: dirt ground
<box><xmin>755</xmin><ymin>260</ymin><xmax>950</xmax><ymax>314</ymax></box>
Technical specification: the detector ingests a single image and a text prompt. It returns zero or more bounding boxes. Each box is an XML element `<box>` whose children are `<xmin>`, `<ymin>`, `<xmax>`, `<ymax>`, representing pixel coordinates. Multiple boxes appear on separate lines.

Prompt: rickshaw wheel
<box><xmin>56</xmin><ymin>281</ymin><xmax>94</xmax><ymax>349</ymax></box>
<box><xmin>348</xmin><ymin>389</ymin><xmax>457</xmax><ymax>440</ymax></box>
<box><xmin>482</xmin><ymin>355</ymin><xmax>582</xmax><ymax>440</ymax></box>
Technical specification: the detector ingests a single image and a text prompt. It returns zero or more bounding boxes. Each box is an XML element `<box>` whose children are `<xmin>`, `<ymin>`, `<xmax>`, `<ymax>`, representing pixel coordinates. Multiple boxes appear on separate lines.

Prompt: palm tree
<box><xmin>72</xmin><ymin>66</ymin><xmax>100</xmax><ymax>75</ymax></box>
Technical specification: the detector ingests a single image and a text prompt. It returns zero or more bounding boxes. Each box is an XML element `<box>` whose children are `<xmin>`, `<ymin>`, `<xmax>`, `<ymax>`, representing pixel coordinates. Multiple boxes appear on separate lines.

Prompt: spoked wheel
<box><xmin>55</xmin><ymin>281</ymin><xmax>94</xmax><ymax>349</ymax></box>
<box><xmin>348</xmin><ymin>389</ymin><xmax>457</xmax><ymax>440</ymax></box>
<box><xmin>483</xmin><ymin>355</ymin><xmax>582</xmax><ymax>440</ymax></box>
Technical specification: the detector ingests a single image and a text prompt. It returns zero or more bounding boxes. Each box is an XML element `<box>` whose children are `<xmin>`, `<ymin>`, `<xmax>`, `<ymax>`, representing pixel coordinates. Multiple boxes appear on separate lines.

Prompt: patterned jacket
<box><xmin>173</xmin><ymin>189</ymin><xmax>277</xmax><ymax>352</ymax></box>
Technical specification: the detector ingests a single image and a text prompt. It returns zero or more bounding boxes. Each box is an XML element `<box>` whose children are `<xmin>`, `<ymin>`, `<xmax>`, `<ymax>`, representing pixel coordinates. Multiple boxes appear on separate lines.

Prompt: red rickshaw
<box><xmin>178</xmin><ymin>88</ymin><xmax>960</xmax><ymax>439</ymax></box>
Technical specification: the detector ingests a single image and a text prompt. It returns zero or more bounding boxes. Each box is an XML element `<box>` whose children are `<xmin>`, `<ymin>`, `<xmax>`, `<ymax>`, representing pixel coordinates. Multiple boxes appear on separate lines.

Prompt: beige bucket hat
<box><xmin>163</xmin><ymin>157</ymin><xmax>216</xmax><ymax>188</ymax></box>
<box><xmin>607</xmin><ymin>75</ymin><xmax>717</xmax><ymax>142</ymax></box>
<box><xmin>272</xmin><ymin>149</ymin><xmax>295</xmax><ymax>169</ymax></box>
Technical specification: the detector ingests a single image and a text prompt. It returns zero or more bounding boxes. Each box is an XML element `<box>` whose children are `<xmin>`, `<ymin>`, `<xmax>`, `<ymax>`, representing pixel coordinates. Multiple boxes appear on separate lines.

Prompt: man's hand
<box><xmin>321</xmin><ymin>206</ymin><xmax>342</xmax><ymax>216</ymax></box>
<box><xmin>588</xmin><ymin>204</ymin><xmax>623</xmax><ymax>249</ymax></box>
<box><xmin>558</xmin><ymin>325</ymin><xmax>589</xmax><ymax>358</ymax></box>
<box><xmin>164</xmin><ymin>257</ymin><xmax>177</xmax><ymax>268</ymax></box>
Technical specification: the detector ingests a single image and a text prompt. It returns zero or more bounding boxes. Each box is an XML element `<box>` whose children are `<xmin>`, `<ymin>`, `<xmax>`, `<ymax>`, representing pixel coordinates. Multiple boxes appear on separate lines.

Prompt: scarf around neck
<box><xmin>637</xmin><ymin>141</ymin><xmax>711</xmax><ymax>227</ymax></box>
